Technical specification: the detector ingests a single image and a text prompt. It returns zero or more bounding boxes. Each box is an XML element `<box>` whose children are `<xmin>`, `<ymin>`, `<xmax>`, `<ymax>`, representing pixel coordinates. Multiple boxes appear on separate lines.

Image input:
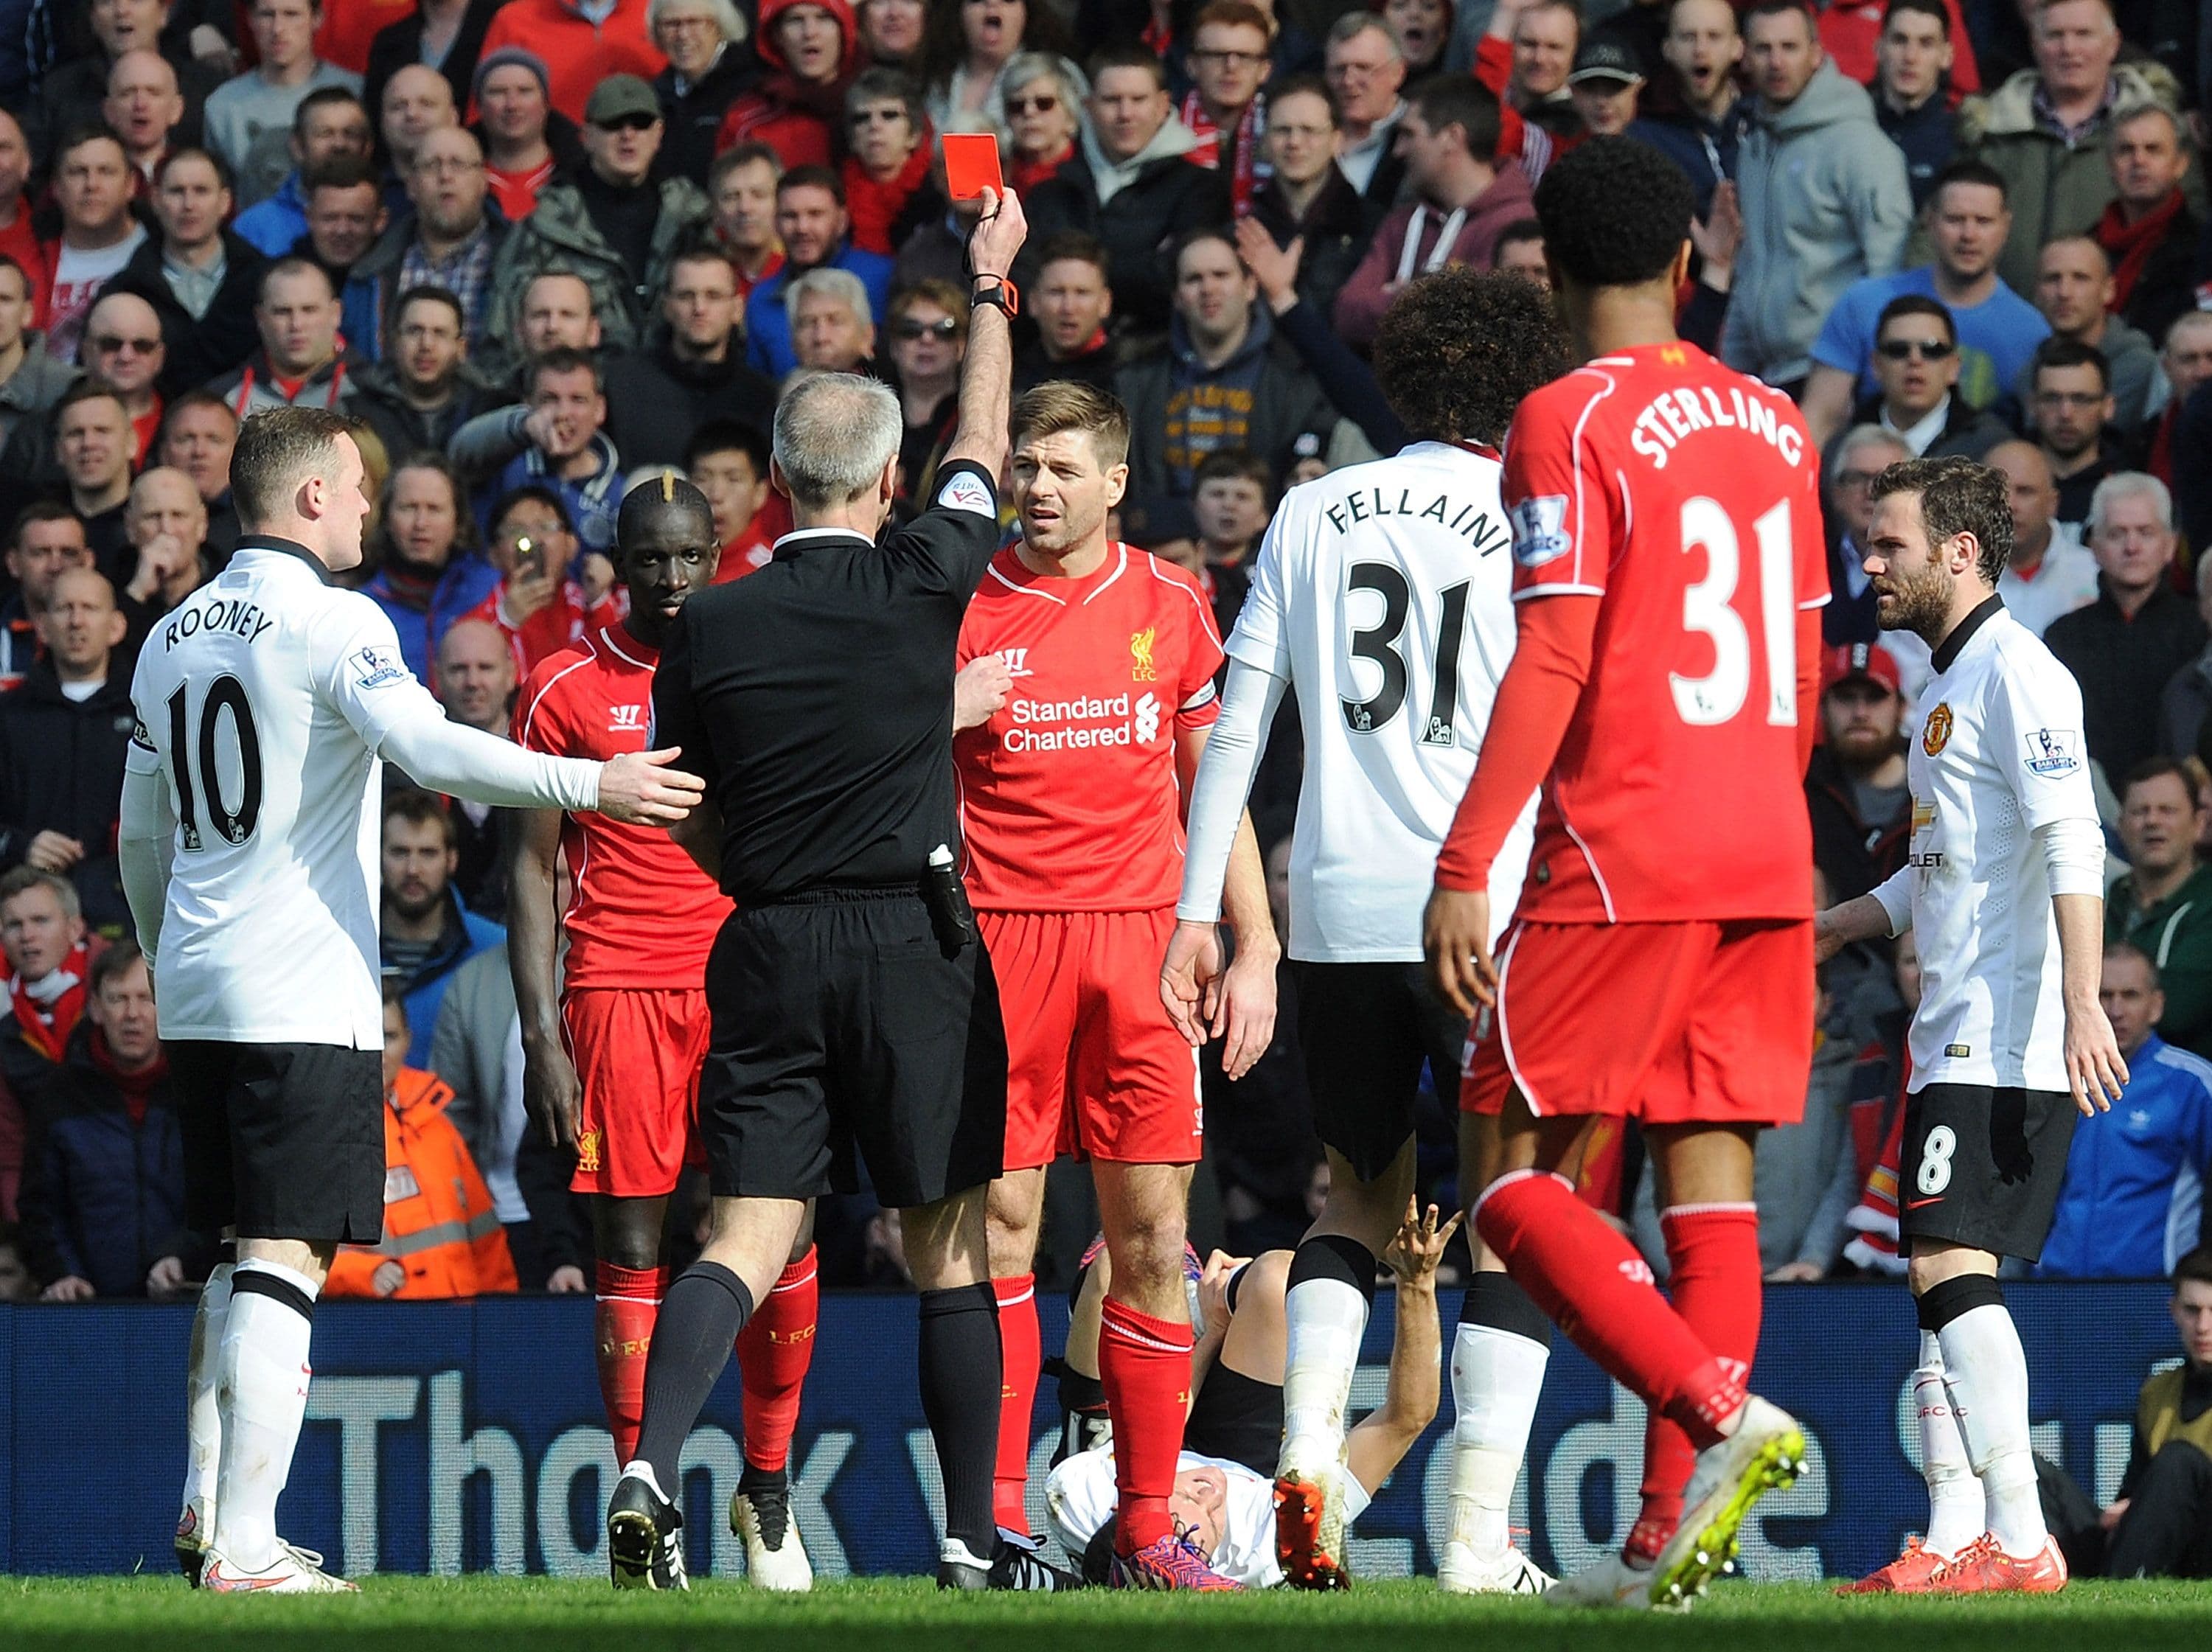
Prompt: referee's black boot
<box><xmin>608</xmin><ymin>1471</ymin><xmax>689</xmax><ymax>1591</ymax></box>
<box><xmin>937</xmin><ymin>1536</ymin><xmax>991</xmax><ymax>1590</ymax></box>
<box><xmin>988</xmin><ymin>1528</ymin><xmax>1085</xmax><ymax>1591</ymax></box>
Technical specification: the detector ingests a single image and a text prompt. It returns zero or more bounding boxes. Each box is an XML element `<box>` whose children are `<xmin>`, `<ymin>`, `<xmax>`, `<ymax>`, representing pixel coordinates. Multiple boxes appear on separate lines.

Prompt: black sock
<box><xmin>919</xmin><ymin>1281</ymin><xmax>1001</xmax><ymax>1556</ymax></box>
<box><xmin>1287</xmin><ymin>1233</ymin><xmax>1379</xmax><ymax>1308</ymax></box>
<box><xmin>634</xmin><ymin>1261</ymin><xmax>754</xmax><ymax>1492</ymax></box>
<box><xmin>1458</xmin><ymin>1269</ymin><xmax>1554</xmax><ymax>1346</ymax></box>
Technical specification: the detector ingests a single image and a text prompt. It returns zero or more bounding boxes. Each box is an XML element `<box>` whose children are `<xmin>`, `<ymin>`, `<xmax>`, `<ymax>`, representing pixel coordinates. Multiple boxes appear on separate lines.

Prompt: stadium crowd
<box><xmin>0</xmin><ymin>0</ymin><xmax>2201</xmax><ymax>1339</ymax></box>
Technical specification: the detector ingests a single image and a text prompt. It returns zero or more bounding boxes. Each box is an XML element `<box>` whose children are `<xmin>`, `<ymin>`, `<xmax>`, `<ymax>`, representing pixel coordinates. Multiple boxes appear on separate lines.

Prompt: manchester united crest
<box><xmin>1921</xmin><ymin>702</ymin><xmax>1953</xmax><ymax>756</ymax></box>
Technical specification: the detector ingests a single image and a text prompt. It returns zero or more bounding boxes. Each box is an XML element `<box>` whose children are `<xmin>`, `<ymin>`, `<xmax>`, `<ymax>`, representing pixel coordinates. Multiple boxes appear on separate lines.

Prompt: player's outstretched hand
<box><xmin>968</xmin><ymin>185</ymin><xmax>1028</xmax><ymax>281</ymax></box>
<box><xmin>597</xmin><ymin>747</ymin><xmax>704</xmax><ymax>824</ymax></box>
<box><xmin>2065</xmin><ymin>997</ymin><xmax>2129</xmax><ymax>1117</ymax></box>
<box><xmin>1422</xmin><ymin>885</ymin><xmax>1495</xmax><ymax>1017</ymax></box>
<box><xmin>1161</xmin><ymin>918</ymin><xmax>1224</xmax><ymax>1050</ymax></box>
<box><xmin>1384</xmin><ymin>1199</ymin><xmax>1462</xmax><ymax>1288</ymax></box>
<box><xmin>523</xmin><ymin>1039</ymin><xmax>585</xmax><ymax>1150</ymax></box>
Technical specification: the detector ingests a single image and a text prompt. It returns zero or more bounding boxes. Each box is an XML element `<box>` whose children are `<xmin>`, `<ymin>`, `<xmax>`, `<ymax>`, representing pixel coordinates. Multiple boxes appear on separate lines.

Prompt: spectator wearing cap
<box><xmin>1567</xmin><ymin>38</ymin><xmax>1643</xmax><ymax>138</ymax></box>
<box><xmin>2049</xmin><ymin>473</ymin><xmax>2206</xmax><ymax>787</ymax></box>
<box><xmin>366</xmin><ymin>0</ymin><xmax>504</xmax><ymax>126</ymax></box>
<box><xmin>1723</xmin><ymin>0</ymin><xmax>1912</xmax><ymax>394</ymax></box>
<box><xmin>1119</xmin><ymin>226</ymin><xmax>1343</xmax><ymax>499</ymax></box>
<box><xmin>477</xmin><ymin>0</ymin><xmax>668</xmax><ymax>127</ymax></box>
<box><xmin>741</xmin><ymin>165</ymin><xmax>894</xmax><ymax>378</ymax></box>
<box><xmin>2023</xmin><ymin>237</ymin><xmax>2157</xmax><ymax>436</ymax></box>
<box><xmin>1870</xmin><ymin>0</ymin><xmax>1961</xmax><ymax>209</ymax></box>
<box><xmin>1332</xmin><ymin>76</ymin><xmax>1532</xmax><ymax>352</ymax></box>
<box><xmin>1820</xmin><ymin>425</ymin><xmax>1909</xmax><ymax>648</ymax></box>
<box><xmin>2104</xmin><ymin>765</ymin><xmax>2212</xmax><ymax>1061</ymax></box>
<box><xmin>231</xmin><ymin>87</ymin><xmax>375</xmax><ymax>257</ymax></box>
<box><xmin>106</xmin><ymin>147</ymin><xmax>269</xmax><ymax>399</ymax></box>
<box><xmin>1848</xmin><ymin>293</ymin><xmax>2011</xmax><ymax>461</ymax></box>
<box><xmin>485</xmin><ymin>74</ymin><xmax>711</xmax><ymax>355</ymax></box>
<box><xmin>1625</xmin><ymin>0</ymin><xmax>1747</xmax><ymax>220</ymax></box>
<box><xmin>1021</xmin><ymin>46</ymin><xmax>1229</xmax><ymax>338</ymax></box>
<box><xmin>1245</xmin><ymin>74</ymin><xmax>1365</xmax><ymax>327</ymax></box>
<box><xmin>2093</xmin><ymin>105</ymin><xmax>2198</xmax><ymax>352</ymax></box>
<box><xmin>1014</xmin><ymin>231</ymin><xmax>1117</xmax><ymax>394</ymax></box>
<box><xmin>471</xmin><ymin>49</ymin><xmax>577</xmax><ymax>223</ymax></box>
<box><xmin>203</xmin><ymin>0</ymin><xmax>364</xmax><ymax>187</ymax></box>
<box><xmin>652</xmin><ymin>0</ymin><xmax>759</xmax><ymax>187</ymax></box>
<box><xmin>715</xmin><ymin>0</ymin><xmax>861</xmax><ymax>172</ymax></box>
<box><xmin>840</xmin><ymin>69</ymin><xmax>934</xmax><ymax>257</ymax></box>
<box><xmin>1988</xmin><ymin>438</ymin><xmax>2100</xmax><ymax>638</ymax></box>
<box><xmin>1806</xmin><ymin>642</ymin><xmax>1910</xmax><ymax>903</ymax></box>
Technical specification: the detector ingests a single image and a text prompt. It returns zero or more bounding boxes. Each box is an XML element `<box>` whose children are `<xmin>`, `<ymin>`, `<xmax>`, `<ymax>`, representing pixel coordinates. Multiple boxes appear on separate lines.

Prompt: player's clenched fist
<box><xmin>596</xmin><ymin>747</ymin><xmax>705</xmax><ymax>824</ymax></box>
<box><xmin>953</xmin><ymin>653</ymin><xmax>1013</xmax><ymax>731</ymax></box>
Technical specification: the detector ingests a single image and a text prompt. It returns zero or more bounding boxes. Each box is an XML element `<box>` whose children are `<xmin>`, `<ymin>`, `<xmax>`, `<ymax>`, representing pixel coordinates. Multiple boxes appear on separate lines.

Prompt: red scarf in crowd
<box><xmin>1178</xmin><ymin>91</ymin><xmax>1263</xmax><ymax>212</ymax></box>
<box><xmin>2095</xmin><ymin>189</ymin><xmax>2185</xmax><ymax>314</ymax></box>
<box><xmin>842</xmin><ymin>143</ymin><xmax>935</xmax><ymax>257</ymax></box>
<box><xmin>1012</xmin><ymin>141</ymin><xmax>1074</xmax><ymax>193</ymax></box>
<box><xmin>8</xmin><ymin>942</ymin><xmax>89</xmax><ymax>1064</ymax></box>
<box><xmin>90</xmin><ymin>1029</ymin><xmax>169</xmax><ymax>1127</ymax></box>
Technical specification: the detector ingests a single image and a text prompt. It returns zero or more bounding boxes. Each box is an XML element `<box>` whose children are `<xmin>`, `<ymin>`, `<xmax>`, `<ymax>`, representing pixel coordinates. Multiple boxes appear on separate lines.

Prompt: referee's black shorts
<box><xmin>169</xmin><ymin>1039</ymin><xmax>386</xmax><ymax>1244</ymax></box>
<box><xmin>698</xmin><ymin>887</ymin><xmax>1008</xmax><ymax>1207</ymax></box>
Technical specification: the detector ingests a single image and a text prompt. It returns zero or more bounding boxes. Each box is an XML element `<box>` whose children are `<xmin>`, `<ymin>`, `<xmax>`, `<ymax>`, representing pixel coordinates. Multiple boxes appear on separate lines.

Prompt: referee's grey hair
<box><xmin>773</xmin><ymin>374</ymin><xmax>902</xmax><ymax>509</ymax></box>
<box><xmin>783</xmin><ymin>267</ymin><xmax>871</xmax><ymax>331</ymax></box>
<box><xmin>2087</xmin><ymin>470</ymin><xmax>2173</xmax><ymax>537</ymax></box>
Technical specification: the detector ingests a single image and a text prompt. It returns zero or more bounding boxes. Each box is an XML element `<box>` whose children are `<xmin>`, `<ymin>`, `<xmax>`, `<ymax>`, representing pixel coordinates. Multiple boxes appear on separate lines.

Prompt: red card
<box><xmin>943</xmin><ymin>133</ymin><xmax>1004</xmax><ymax>201</ymax></box>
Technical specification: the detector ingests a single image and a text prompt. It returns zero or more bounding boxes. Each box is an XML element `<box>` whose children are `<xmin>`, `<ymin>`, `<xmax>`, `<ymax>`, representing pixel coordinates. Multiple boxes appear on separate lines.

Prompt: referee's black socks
<box><xmin>635</xmin><ymin>1261</ymin><xmax>755</xmax><ymax>1492</ymax></box>
<box><xmin>919</xmin><ymin>1281</ymin><xmax>1003</xmax><ymax>1558</ymax></box>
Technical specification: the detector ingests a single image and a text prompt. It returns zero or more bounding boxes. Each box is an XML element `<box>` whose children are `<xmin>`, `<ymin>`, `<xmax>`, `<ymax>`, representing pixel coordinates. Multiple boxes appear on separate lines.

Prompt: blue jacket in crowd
<box><xmin>2039</xmin><ymin>1033</ymin><xmax>2212</xmax><ymax>1279</ymax></box>
<box><xmin>21</xmin><ymin>1032</ymin><xmax>187</xmax><ymax>1297</ymax></box>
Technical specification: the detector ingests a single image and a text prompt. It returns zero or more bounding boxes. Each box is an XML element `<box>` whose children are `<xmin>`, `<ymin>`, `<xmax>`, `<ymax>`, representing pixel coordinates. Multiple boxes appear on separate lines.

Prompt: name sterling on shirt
<box><xmin>1323</xmin><ymin>487</ymin><xmax>1508</xmax><ymax>554</ymax></box>
<box><xmin>1628</xmin><ymin>386</ymin><xmax>1804</xmax><ymax>470</ymax></box>
<box><xmin>164</xmin><ymin>596</ymin><xmax>276</xmax><ymax>651</ymax></box>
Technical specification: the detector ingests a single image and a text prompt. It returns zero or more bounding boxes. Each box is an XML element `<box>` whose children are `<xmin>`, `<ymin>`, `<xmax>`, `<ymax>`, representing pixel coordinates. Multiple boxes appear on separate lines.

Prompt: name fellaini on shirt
<box><xmin>1319</xmin><ymin>484</ymin><xmax>1509</xmax><ymax>555</ymax></box>
<box><xmin>1628</xmin><ymin>383</ymin><xmax>1806</xmax><ymax>471</ymax></box>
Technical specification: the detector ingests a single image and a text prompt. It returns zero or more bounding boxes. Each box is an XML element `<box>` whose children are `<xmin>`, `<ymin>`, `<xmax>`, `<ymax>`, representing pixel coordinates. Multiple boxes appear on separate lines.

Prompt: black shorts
<box><xmin>169</xmin><ymin>1039</ymin><xmax>386</xmax><ymax>1244</ymax></box>
<box><xmin>1184</xmin><ymin>1362</ymin><xmax>1283</xmax><ymax>1477</ymax></box>
<box><xmin>1292</xmin><ymin>960</ymin><xmax>1466</xmax><ymax>1182</ymax></box>
<box><xmin>1899</xmin><ymin>1082</ymin><xmax>2079</xmax><ymax>1263</ymax></box>
<box><xmin>698</xmin><ymin>888</ymin><xmax>1008</xmax><ymax>1207</ymax></box>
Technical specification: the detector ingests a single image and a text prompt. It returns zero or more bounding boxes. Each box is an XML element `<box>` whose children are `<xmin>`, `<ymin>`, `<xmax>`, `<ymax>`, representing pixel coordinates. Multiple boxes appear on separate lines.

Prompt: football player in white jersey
<box><xmin>1817</xmin><ymin>455</ymin><xmax>2126</xmax><ymax>1595</ymax></box>
<box><xmin>1169</xmin><ymin>269</ymin><xmax>1567</xmax><ymax>1592</ymax></box>
<box><xmin>121</xmin><ymin>408</ymin><xmax>701</xmax><ymax>1594</ymax></box>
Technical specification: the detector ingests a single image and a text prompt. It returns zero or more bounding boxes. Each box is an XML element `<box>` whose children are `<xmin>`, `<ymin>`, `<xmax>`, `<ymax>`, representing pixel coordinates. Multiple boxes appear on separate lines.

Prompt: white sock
<box><xmin>180</xmin><ymin>1262</ymin><xmax>234</xmax><ymax>1517</ymax></box>
<box><xmin>1935</xmin><ymin>1303</ymin><xmax>2046</xmax><ymax>1558</ymax></box>
<box><xmin>1279</xmin><ymin>1276</ymin><xmax>1368</xmax><ymax>1468</ymax></box>
<box><xmin>1447</xmin><ymin>1322</ymin><xmax>1549</xmax><ymax>1560</ymax></box>
<box><xmin>212</xmin><ymin>1260</ymin><xmax>321</xmax><ymax>1570</ymax></box>
<box><xmin>1913</xmin><ymin>1331</ymin><xmax>1983</xmax><ymax>1558</ymax></box>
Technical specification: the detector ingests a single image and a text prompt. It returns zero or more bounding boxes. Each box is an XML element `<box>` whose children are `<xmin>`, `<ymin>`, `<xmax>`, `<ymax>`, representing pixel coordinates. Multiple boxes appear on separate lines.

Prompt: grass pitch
<box><xmin>5</xmin><ymin>1576</ymin><xmax>2212</xmax><ymax>1652</ymax></box>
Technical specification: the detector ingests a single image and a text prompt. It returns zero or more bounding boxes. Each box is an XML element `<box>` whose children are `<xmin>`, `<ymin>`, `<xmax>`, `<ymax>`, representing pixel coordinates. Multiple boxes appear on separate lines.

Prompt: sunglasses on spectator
<box><xmin>596</xmin><ymin>113</ymin><xmax>659</xmax><ymax>133</ymax></box>
<box><xmin>893</xmin><ymin>316</ymin><xmax>961</xmax><ymax>341</ymax></box>
<box><xmin>1876</xmin><ymin>338</ymin><xmax>1953</xmax><ymax>361</ymax></box>
<box><xmin>92</xmin><ymin>334</ymin><xmax>161</xmax><ymax>355</ymax></box>
<box><xmin>1006</xmin><ymin>94</ymin><xmax>1060</xmax><ymax>114</ymax></box>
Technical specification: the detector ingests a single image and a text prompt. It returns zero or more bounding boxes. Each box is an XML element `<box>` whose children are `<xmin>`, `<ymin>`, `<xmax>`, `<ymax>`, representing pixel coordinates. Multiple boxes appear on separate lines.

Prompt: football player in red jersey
<box><xmin>1425</xmin><ymin>138</ymin><xmax>1826</xmax><ymax>1610</ymax></box>
<box><xmin>950</xmin><ymin>382</ymin><xmax>1277</xmax><ymax>1591</ymax></box>
<box><xmin>509</xmin><ymin>478</ymin><xmax>818</xmax><ymax>1592</ymax></box>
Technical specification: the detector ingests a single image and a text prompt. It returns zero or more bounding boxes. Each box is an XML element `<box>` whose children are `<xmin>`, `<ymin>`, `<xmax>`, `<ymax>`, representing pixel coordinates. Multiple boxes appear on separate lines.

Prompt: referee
<box><xmin>1817</xmin><ymin>454</ymin><xmax>2126</xmax><ymax>1594</ymax></box>
<box><xmin>608</xmin><ymin>191</ymin><xmax>1029</xmax><ymax>1590</ymax></box>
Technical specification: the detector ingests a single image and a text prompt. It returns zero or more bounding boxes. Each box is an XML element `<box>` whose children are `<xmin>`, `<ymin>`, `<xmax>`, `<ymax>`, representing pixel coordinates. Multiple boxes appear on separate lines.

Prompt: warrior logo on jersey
<box><xmin>2023</xmin><ymin>728</ymin><xmax>2079</xmax><ymax>777</ymax></box>
<box><xmin>1002</xmin><ymin>648</ymin><xmax>1033</xmax><ymax>677</ymax></box>
<box><xmin>1509</xmin><ymin>495</ymin><xmax>1570</xmax><ymax>568</ymax></box>
<box><xmin>351</xmin><ymin>646</ymin><xmax>405</xmax><ymax>690</ymax></box>
<box><xmin>608</xmin><ymin>705</ymin><xmax>644</xmax><ymax>733</ymax></box>
<box><xmin>1130</xmin><ymin>628</ymin><xmax>1157</xmax><ymax>681</ymax></box>
<box><xmin>1921</xmin><ymin>703</ymin><xmax>1953</xmax><ymax>756</ymax></box>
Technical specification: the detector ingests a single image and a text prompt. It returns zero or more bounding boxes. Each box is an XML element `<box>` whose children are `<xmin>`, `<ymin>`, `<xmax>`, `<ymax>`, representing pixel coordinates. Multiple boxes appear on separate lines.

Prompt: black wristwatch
<box><xmin>970</xmin><ymin>275</ymin><xmax>1019</xmax><ymax>318</ymax></box>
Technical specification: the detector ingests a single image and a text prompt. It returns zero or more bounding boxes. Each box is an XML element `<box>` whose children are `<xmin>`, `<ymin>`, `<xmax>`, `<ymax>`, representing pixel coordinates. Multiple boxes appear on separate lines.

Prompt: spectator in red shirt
<box><xmin>0</xmin><ymin>112</ymin><xmax>46</xmax><ymax>324</ymax></box>
<box><xmin>688</xmin><ymin>418</ymin><xmax>779</xmax><ymax>579</ymax></box>
<box><xmin>717</xmin><ymin>0</ymin><xmax>860</xmax><ymax>171</ymax></box>
<box><xmin>476</xmin><ymin>0</ymin><xmax>667</xmax><ymax>127</ymax></box>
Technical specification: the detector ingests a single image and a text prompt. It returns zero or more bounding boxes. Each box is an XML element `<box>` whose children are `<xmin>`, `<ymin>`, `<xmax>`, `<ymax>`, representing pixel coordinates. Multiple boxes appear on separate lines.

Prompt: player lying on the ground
<box><xmin>1044</xmin><ymin>1202</ymin><xmax>1455</xmax><ymax>1587</ymax></box>
<box><xmin>509</xmin><ymin>478</ymin><xmax>818</xmax><ymax>1592</ymax></box>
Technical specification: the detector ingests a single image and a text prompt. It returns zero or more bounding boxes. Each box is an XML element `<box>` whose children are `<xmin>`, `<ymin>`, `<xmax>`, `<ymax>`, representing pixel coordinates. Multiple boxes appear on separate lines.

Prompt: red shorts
<box><xmin>562</xmin><ymin>987</ymin><xmax>712</xmax><ymax>1196</ymax></box>
<box><xmin>1460</xmin><ymin>919</ymin><xmax>1812</xmax><ymax>1126</ymax></box>
<box><xmin>980</xmin><ymin>907</ymin><xmax>1203</xmax><ymax>1171</ymax></box>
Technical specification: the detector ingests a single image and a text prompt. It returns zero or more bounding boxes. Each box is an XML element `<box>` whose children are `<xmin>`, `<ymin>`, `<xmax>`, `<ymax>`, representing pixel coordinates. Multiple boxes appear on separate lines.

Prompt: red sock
<box><xmin>992</xmin><ymin>1274</ymin><xmax>1040</xmax><ymax>1532</ymax></box>
<box><xmin>736</xmin><ymin>1247</ymin><xmax>818</xmax><ymax>1474</ymax></box>
<box><xmin>1631</xmin><ymin>1204</ymin><xmax>1763</xmax><ymax>1561</ymax></box>
<box><xmin>595</xmin><ymin>1261</ymin><xmax>667</xmax><ymax>1467</ymax></box>
<box><xmin>1097</xmin><ymin>1295</ymin><xmax>1192</xmax><ymax>1555</ymax></box>
<box><xmin>1475</xmin><ymin>1171</ymin><xmax>1744</xmax><ymax>1449</ymax></box>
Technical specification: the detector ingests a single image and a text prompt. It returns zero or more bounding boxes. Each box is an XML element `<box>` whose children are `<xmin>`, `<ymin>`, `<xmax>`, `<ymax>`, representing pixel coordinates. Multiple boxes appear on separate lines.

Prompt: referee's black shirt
<box><xmin>651</xmin><ymin>461</ymin><xmax>1004</xmax><ymax>905</ymax></box>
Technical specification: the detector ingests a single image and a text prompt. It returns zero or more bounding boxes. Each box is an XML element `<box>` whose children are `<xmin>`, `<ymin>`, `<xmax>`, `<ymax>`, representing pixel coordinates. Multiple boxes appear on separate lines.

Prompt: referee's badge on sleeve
<box><xmin>937</xmin><ymin>470</ymin><xmax>995</xmax><ymax>519</ymax></box>
<box><xmin>1509</xmin><ymin>495</ymin><xmax>1570</xmax><ymax>568</ymax></box>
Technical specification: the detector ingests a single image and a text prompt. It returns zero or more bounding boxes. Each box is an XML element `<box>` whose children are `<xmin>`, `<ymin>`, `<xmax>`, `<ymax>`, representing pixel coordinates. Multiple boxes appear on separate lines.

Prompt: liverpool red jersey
<box><xmin>512</xmin><ymin>624</ymin><xmax>732</xmax><ymax>986</ymax></box>
<box><xmin>1500</xmin><ymin>342</ymin><xmax>1828</xmax><ymax>922</ymax></box>
<box><xmin>955</xmin><ymin>543</ymin><xmax>1225</xmax><ymax>912</ymax></box>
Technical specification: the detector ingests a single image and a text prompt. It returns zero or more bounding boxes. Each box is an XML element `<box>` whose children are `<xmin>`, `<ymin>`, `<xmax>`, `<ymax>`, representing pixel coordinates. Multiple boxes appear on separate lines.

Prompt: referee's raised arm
<box><xmin>941</xmin><ymin>186</ymin><xmax>1026</xmax><ymax>481</ymax></box>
